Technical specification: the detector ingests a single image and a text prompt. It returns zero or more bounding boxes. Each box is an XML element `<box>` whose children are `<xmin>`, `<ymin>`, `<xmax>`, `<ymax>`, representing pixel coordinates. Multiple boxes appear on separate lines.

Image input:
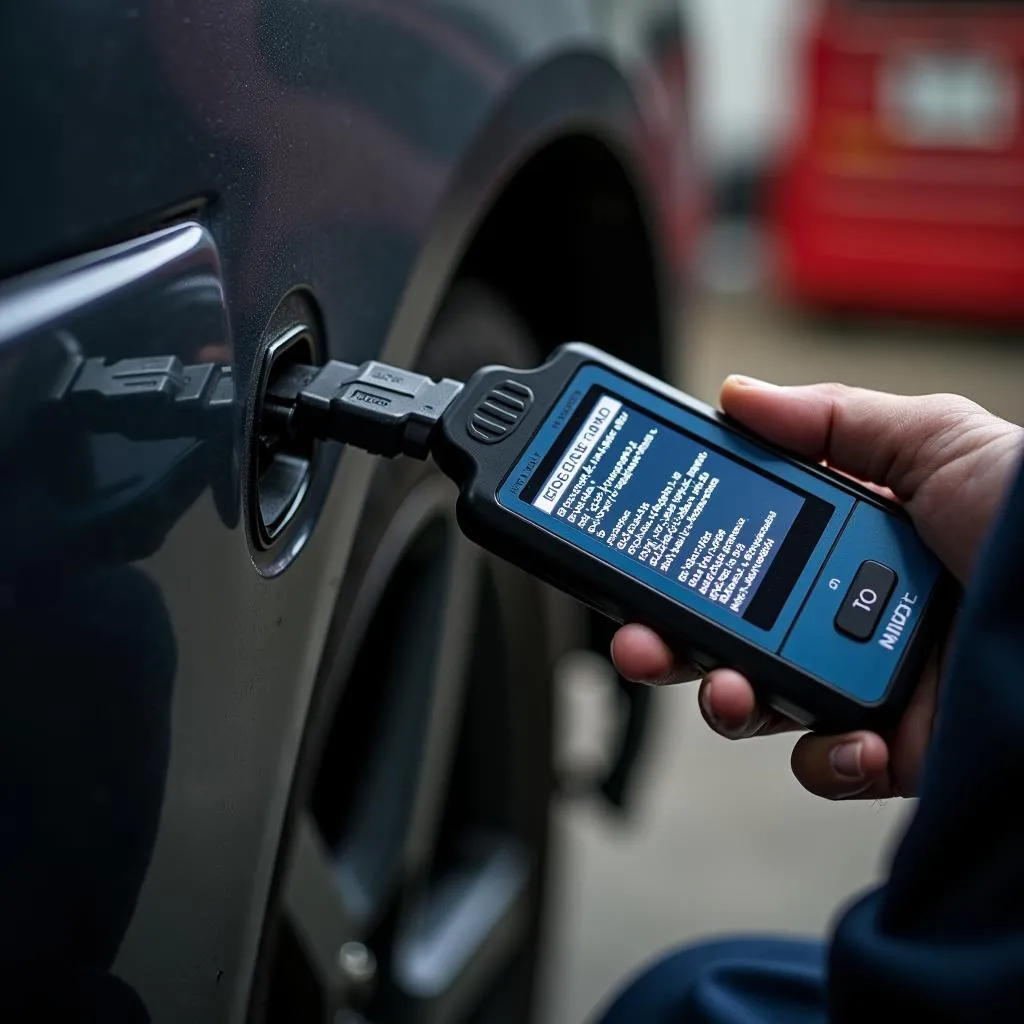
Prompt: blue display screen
<box><xmin>507</xmin><ymin>377</ymin><xmax>836</xmax><ymax>634</ymax></box>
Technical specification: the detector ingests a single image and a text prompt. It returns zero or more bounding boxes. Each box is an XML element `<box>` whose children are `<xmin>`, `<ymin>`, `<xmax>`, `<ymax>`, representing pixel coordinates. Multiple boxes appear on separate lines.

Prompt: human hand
<box><xmin>612</xmin><ymin>378</ymin><xmax>1022</xmax><ymax>800</ymax></box>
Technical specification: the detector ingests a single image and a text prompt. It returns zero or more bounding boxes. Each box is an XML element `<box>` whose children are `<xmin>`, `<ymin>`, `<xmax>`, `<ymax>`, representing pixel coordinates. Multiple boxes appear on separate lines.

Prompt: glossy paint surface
<box><xmin>0</xmin><ymin>1</ymin><xmax>686</xmax><ymax>1019</ymax></box>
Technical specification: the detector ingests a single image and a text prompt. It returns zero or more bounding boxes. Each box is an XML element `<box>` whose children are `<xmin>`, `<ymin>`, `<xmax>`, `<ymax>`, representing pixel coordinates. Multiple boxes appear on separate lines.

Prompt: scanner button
<box><xmin>834</xmin><ymin>561</ymin><xmax>897</xmax><ymax>641</ymax></box>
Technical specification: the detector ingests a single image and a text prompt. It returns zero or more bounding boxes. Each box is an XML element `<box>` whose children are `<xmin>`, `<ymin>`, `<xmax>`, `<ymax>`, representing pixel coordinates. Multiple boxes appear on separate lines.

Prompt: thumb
<box><xmin>720</xmin><ymin>377</ymin><xmax>1020</xmax><ymax>582</ymax></box>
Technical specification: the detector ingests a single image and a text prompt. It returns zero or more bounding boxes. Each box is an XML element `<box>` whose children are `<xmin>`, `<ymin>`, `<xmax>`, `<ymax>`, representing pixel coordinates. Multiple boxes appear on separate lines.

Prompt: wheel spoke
<box><xmin>400</xmin><ymin>534</ymin><xmax>484</xmax><ymax>886</ymax></box>
<box><xmin>384</xmin><ymin>835</ymin><xmax>532</xmax><ymax>1024</ymax></box>
<box><xmin>329</xmin><ymin>481</ymin><xmax>477</xmax><ymax>921</ymax></box>
<box><xmin>280</xmin><ymin>813</ymin><xmax>362</xmax><ymax>1009</ymax></box>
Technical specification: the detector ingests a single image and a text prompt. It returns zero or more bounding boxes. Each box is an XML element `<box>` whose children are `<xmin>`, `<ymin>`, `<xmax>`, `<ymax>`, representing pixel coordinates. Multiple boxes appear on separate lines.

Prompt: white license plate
<box><xmin>880</xmin><ymin>53</ymin><xmax>1018</xmax><ymax>148</ymax></box>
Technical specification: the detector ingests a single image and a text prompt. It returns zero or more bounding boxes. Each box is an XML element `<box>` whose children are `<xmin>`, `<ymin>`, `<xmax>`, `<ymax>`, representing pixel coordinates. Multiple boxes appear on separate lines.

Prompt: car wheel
<box><xmin>256</xmin><ymin>281</ymin><xmax>573</xmax><ymax>1024</ymax></box>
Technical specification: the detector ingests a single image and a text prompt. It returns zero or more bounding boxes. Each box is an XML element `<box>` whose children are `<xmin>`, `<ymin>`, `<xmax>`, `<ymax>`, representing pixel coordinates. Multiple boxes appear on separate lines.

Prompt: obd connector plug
<box><xmin>263</xmin><ymin>359</ymin><xmax>464</xmax><ymax>460</ymax></box>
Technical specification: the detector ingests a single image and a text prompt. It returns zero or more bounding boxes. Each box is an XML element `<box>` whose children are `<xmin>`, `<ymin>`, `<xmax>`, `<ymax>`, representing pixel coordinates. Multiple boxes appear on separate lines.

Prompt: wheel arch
<box><xmin>459</xmin><ymin>132</ymin><xmax>667</xmax><ymax>377</ymax></box>
<box><xmin>380</xmin><ymin>49</ymin><xmax>678</xmax><ymax>382</ymax></box>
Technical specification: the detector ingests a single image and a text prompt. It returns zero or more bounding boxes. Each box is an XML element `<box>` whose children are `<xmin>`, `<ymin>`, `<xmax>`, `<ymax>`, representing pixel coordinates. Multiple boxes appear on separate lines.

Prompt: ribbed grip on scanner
<box><xmin>467</xmin><ymin>380</ymin><xmax>533</xmax><ymax>444</ymax></box>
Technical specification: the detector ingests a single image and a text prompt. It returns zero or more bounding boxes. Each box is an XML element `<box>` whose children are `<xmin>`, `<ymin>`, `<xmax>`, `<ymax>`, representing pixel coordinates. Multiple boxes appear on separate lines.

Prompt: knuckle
<box><xmin>909</xmin><ymin>396</ymin><xmax>993</xmax><ymax>465</ymax></box>
<box><xmin>917</xmin><ymin>393</ymin><xmax>983</xmax><ymax>429</ymax></box>
<box><xmin>818</xmin><ymin>381</ymin><xmax>854</xmax><ymax>403</ymax></box>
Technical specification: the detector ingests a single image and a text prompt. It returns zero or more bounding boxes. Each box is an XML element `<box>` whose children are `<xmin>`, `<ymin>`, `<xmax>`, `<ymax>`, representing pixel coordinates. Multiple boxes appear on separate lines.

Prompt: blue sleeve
<box><xmin>829</xmin><ymin>457</ymin><xmax>1024</xmax><ymax>1021</ymax></box>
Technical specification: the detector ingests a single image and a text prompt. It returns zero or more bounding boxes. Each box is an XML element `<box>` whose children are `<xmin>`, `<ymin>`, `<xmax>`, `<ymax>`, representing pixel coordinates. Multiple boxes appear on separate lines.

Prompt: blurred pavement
<box><xmin>540</xmin><ymin>294</ymin><xmax>1024</xmax><ymax>1024</ymax></box>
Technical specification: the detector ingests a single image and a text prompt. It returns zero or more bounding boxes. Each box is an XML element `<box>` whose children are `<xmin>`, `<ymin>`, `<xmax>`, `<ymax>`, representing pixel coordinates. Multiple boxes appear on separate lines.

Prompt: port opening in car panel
<box><xmin>252</xmin><ymin>320</ymin><xmax>322</xmax><ymax>549</ymax></box>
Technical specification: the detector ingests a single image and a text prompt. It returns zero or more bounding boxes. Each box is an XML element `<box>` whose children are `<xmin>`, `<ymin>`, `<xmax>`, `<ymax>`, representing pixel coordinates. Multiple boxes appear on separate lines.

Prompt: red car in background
<box><xmin>769</xmin><ymin>1</ymin><xmax>1024</xmax><ymax>321</ymax></box>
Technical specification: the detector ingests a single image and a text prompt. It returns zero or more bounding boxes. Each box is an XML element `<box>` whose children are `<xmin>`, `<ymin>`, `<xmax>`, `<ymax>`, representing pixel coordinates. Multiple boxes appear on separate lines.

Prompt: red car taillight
<box><xmin>768</xmin><ymin>1</ymin><xmax>1024</xmax><ymax>321</ymax></box>
<box><xmin>809</xmin><ymin>2</ymin><xmax>1024</xmax><ymax>165</ymax></box>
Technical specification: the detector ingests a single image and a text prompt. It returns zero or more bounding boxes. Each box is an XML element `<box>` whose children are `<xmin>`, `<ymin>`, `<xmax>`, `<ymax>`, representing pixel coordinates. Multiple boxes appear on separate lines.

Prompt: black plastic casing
<box><xmin>433</xmin><ymin>343</ymin><xmax>957</xmax><ymax>734</ymax></box>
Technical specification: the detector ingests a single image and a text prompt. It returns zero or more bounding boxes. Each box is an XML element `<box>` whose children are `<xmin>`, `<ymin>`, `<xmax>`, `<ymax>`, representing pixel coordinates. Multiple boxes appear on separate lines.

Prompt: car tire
<box><xmin>256</xmin><ymin>280</ymin><xmax>575</xmax><ymax>1024</ymax></box>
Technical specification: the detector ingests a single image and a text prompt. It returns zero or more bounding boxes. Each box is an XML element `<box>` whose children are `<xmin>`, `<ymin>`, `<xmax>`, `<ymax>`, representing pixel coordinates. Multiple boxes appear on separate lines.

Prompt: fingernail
<box><xmin>723</xmin><ymin>709</ymin><xmax>769</xmax><ymax>739</ymax></box>
<box><xmin>637</xmin><ymin>665</ymin><xmax>667</xmax><ymax>686</ymax></box>
<box><xmin>698</xmin><ymin>684</ymin><xmax>719</xmax><ymax>726</ymax></box>
<box><xmin>727</xmin><ymin>374</ymin><xmax>777</xmax><ymax>389</ymax></box>
<box><xmin>700</xmin><ymin>684</ymin><xmax>764</xmax><ymax>737</ymax></box>
<box><xmin>830</xmin><ymin>740</ymin><xmax>864</xmax><ymax>781</ymax></box>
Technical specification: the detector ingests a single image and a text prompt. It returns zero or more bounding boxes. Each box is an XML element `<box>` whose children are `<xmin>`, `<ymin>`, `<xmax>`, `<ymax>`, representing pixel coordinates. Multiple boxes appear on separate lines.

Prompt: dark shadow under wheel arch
<box><xmin>458</xmin><ymin>133</ymin><xmax>669</xmax><ymax>381</ymax></box>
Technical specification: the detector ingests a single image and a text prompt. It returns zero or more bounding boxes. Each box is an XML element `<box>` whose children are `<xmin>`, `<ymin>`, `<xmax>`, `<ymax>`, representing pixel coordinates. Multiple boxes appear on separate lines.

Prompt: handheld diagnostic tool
<box><xmin>433</xmin><ymin>344</ymin><xmax>953</xmax><ymax>732</ymax></box>
<box><xmin>268</xmin><ymin>343</ymin><xmax>956</xmax><ymax>733</ymax></box>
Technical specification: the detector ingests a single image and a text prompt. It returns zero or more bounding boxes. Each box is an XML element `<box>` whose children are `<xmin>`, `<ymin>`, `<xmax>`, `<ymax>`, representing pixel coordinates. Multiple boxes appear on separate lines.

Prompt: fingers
<box><xmin>719</xmin><ymin>376</ymin><xmax>982</xmax><ymax>506</ymax></box>
<box><xmin>610</xmin><ymin>625</ymin><xmax>903</xmax><ymax>800</ymax></box>
<box><xmin>700</xmin><ymin>671</ymin><xmax>900</xmax><ymax>798</ymax></box>
<box><xmin>697</xmin><ymin>669</ymin><xmax>799</xmax><ymax>739</ymax></box>
<box><xmin>610</xmin><ymin>629</ymin><xmax>795</xmax><ymax>738</ymax></box>
<box><xmin>790</xmin><ymin>731</ymin><xmax>894</xmax><ymax>800</ymax></box>
<box><xmin>611</xmin><ymin>627</ymin><xmax>797</xmax><ymax>733</ymax></box>
<box><xmin>610</xmin><ymin>624</ymin><xmax>702</xmax><ymax>686</ymax></box>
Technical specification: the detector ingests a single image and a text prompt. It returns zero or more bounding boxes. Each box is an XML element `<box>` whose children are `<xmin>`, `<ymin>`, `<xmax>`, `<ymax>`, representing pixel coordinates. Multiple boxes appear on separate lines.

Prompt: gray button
<box><xmin>834</xmin><ymin>561</ymin><xmax>897</xmax><ymax>641</ymax></box>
